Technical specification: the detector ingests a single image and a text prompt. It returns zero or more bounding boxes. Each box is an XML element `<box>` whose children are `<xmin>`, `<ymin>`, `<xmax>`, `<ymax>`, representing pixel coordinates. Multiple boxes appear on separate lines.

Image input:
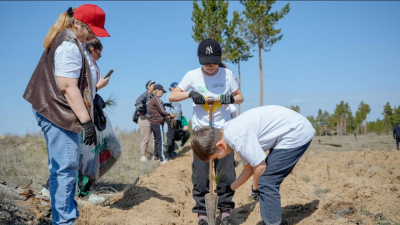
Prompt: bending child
<box><xmin>192</xmin><ymin>105</ymin><xmax>315</xmax><ymax>225</ymax></box>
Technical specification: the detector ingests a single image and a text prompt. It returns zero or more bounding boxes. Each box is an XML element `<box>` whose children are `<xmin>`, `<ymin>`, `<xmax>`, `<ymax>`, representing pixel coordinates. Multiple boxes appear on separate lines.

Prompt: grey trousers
<box><xmin>259</xmin><ymin>141</ymin><xmax>312</xmax><ymax>225</ymax></box>
<box><xmin>138</xmin><ymin>116</ymin><xmax>151</xmax><ymax>155</ymax></box>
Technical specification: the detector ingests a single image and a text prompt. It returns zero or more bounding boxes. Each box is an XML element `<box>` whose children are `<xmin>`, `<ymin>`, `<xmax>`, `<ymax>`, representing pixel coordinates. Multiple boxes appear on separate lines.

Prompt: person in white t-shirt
<box><xmin>169</xmin><ymin>38</ymin><xmax>244</xmax><ymax>225</ymax></box>
<box><xmin>191</xmin><ymin>105</ymin><xmax>316</xmax><ymax>225</ymax></box>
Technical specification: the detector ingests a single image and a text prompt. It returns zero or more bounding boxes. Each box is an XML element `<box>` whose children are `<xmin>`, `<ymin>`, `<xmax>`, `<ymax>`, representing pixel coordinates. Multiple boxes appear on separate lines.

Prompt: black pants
<box><xmin>167</xmin><ymin>128</ymin><xmax>191</xmax><ymax>153</ymax></box>
<box><xmin>397</xmin><ymin>139</ymin><xmax>400</xmax><ymax>150</ymax></box>
<box><xmin>192</xmin><ymin>149</ymin><xmax>236</xmax><ymax>214</ymax></box>
<box><xmin>180</xmin><ymin>130</ymin><xmax>191</xmax><ymax>146</ymax></box>
<box><xmin>151</xmin><ymin>123</ymin><xmax>167</xmax><ymax>161</ymax></box>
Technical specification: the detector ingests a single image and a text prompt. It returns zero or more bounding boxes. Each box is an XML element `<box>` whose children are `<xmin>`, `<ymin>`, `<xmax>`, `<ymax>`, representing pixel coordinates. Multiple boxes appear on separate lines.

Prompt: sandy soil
<box><xmin>76</xmin><ymin>136</ymin><xmax>400</xmax><ymax>225</ymax></box>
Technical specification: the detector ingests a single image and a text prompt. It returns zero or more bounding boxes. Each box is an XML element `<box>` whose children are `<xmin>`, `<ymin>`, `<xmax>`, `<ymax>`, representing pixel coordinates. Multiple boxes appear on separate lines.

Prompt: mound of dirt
<box><xmin>76</xmin><ymin>139</ymin><xmax>400</xmax><ymax>225</ymax></box>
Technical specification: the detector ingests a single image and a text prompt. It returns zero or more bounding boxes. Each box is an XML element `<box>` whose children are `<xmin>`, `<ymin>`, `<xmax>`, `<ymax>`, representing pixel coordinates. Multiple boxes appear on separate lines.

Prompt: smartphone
<box><xmin>104</xmin><ymin>69</ymin><xmax>114</xmax><ymax>79</ymax></box>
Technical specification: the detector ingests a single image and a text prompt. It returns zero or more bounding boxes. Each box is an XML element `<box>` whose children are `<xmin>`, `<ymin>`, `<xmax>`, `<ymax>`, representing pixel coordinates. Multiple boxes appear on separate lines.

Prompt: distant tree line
<box><xmin>288</xmin><ymin>102</ymin><xmax>400</xmax><ymax>136</ymax></box>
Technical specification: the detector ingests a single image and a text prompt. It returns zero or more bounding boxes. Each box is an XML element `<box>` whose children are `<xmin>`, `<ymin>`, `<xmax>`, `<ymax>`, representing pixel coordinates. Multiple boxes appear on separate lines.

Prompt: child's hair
<box><xmin>86</xmin><ymin>38</ymin><xmax>103</xmax><ymax>51</ymax></box>
<box><xmin>191</xmin><ymin>126</ymin><xmax>223</xmax><ymax>161</ymax></box>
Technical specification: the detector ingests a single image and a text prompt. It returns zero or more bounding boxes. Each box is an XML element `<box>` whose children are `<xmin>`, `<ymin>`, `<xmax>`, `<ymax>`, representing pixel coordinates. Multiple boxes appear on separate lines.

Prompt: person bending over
<box><xmin>192</xmin><ymin>105</ymin><xmax>315</xmax><ymax>225</ymax></box>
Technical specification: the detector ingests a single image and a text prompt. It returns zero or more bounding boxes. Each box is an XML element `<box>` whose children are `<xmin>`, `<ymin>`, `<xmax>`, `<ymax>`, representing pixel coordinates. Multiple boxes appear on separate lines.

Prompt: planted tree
<box><xmin>225</xmin><ymin>10</ymin><xmax>252</xmax><ymax>114</ymax></box>
<box><xmin>240</xmin><ymin>0</ymin><xmax>290</xmax><ymax>106</ymax></box>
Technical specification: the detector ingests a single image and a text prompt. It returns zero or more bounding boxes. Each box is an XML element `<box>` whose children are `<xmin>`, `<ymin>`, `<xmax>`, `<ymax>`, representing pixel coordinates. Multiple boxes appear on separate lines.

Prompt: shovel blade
<box><xmin>205</xmin><ymin>193</ymin><xmax>218</xmax><ymax>225</ymax></box>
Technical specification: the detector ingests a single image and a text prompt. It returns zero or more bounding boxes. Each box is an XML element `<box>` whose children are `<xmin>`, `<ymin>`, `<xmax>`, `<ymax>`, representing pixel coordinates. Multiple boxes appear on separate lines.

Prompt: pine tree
<box><xmin>240</xmin><ymin>0</ymin><xmax>290</xmax><ymax>106</ymax></box>
<box><xmin>191</xmin><ymin>0</ymin><xmax>229</xmax><ymax>46</ymax></box>
<box><xmin>225</xmin><ymin>10</ymin><xmax>252</xmax><ymax>114</ymax></box>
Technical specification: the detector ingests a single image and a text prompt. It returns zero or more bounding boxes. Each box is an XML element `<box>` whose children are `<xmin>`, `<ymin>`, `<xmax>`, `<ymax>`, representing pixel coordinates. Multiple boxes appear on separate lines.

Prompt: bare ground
<box><xmin>75</xmin><ymin>135</ymin><xmax>400</xmax><ymax>225</ymax></box>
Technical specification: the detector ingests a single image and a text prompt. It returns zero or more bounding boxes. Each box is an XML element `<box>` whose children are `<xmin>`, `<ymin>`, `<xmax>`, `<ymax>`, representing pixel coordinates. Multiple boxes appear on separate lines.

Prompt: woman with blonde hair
<box><xmin>23</xmin><ymin>4</ymin><xmax>110</xmax><ymax>224</ymax></box>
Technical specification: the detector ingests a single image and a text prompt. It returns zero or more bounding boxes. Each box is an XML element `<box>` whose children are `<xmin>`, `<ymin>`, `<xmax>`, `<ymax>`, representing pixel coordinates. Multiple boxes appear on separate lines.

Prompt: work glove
<box><xmin>189</xmin><ymin>91</ymin><xmax>205</xmax><ymax>105</ymax></box>
<box><xmin>163</xmin><ymin>103</ymin><xmax>175</xmax><ymax>110</ymax></box>
<box><xmin>81</xmin><ymin>120</ymin><xmax>97</xmax><ymax>146</ymax></box>
<box><xmin>251</xmin><ymin>186</ymin><xmax>260</xmax><ymax>201</ymax></box>
<box><xmin>220</xmin><ymin>93</ymin><xmax>235</xmax><ymax>104</ymax></box>
<box><xmin>215</xmin><ymin>183</ymin><xmax>234</xmax><ymax>194</ymax></box>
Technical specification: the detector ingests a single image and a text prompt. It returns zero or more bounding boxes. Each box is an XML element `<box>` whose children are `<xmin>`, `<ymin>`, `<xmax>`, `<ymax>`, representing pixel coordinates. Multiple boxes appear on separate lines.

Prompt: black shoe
<box><xmin>221</xmin><ymin>216</ymin><xmax>231</xmax><ymax>225</ymax></box>
<box><xmin>198</xmin><ymin>219</ymin><xmax>208</xmax><ymax>225</ymax></box>
<box><xmin>170</xmin><ymin>151</ymin><xmax>178</xmax><ymax>159</ymax></box>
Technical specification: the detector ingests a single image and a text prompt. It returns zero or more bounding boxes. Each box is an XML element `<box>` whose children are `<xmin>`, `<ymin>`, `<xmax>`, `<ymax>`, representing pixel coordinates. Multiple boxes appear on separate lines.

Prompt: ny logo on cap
<box><xmin>206</xmin><ymin>46</ymin><xmax>213</xmax><ymax>54</ymax></box>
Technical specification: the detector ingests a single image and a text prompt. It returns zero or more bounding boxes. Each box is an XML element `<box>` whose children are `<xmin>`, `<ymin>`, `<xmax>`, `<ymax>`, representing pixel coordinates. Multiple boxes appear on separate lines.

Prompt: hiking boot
<box><xmin>221</xmin><ymin>216</ymin><xmax>231</xmax><ymax>225</ymax></box>
<box><xmin>140</xmin><ymin>156</ymin><xmax>148</xmax><ymax>162</ymax></box>
<box><xmin>198</xmin><ymin>219</ymin><xmax>208</xmax><ymax>225</ymax></box>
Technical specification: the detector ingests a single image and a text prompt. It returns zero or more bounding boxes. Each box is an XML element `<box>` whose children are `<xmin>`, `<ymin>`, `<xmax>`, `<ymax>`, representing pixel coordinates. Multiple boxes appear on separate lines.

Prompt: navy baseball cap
<box><xmin>197</xmin><ymin>38</ymin><xmax>222</xmax><ymax>65</ymax></box>
<box><xmin>170</xmin><ymin>82</ymin><xmax>178</xmax><ymax>88</ymax></box>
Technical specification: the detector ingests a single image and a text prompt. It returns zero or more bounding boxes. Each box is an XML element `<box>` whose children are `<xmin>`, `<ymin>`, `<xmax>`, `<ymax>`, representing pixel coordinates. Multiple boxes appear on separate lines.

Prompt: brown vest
<box><xmin>23</xmin><ymin>29</ymin><xmax>94</xmax><ymax>132</ymax></box>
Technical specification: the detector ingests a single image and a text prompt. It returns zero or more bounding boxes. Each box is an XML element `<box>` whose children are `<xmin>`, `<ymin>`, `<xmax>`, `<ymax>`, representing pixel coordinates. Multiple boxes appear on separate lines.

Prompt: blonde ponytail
<box><xmin>42</xmin><ymin>9</ymin><xmax>75</xmax><ymax>50</ymax></box>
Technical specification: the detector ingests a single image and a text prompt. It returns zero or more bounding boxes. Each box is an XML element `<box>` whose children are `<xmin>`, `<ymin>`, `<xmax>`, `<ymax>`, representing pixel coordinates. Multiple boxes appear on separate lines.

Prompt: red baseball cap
<box><xmin>74</xmin><ymin>4</ymin><xmax>110</xmax><ymax>37</ymax></box>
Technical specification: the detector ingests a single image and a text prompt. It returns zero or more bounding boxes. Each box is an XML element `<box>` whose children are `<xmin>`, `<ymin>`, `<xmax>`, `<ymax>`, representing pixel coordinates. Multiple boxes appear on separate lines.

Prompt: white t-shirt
<box><xmin>223</xmin><ymin>105</ymin><xmax>316</xmax><ymax>167</ymax></box>
<box><xmin>54</xmin><ymin>41</ymin><xmax>98</xmax><ymax>99</ymax></box>
<box><xmin>178</xmin><ymin>67</ymin><xmax>238</xmax><ymax>129</ymax></box>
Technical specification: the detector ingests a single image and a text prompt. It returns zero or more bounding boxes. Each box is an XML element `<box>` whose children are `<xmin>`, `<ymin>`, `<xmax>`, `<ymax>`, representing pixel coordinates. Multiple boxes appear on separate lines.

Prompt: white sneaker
<box><xmin>160</xmin><ymin>160</ymin><xmax>168</xmax><ymax>165</ymax></box>
<box><xmin>88</xmin><ymin>193</ymin><xmax>105</xmax><ymax>204</ymax></box>
<box><xmin>39</xmin><ymin>187</ymin><xmax>50</xmax><ymax>198</ymax></box>
<box><xmin>140</xmin><ymin>156</ymin><xmax>148</xmax><ymax>162</ymax></box>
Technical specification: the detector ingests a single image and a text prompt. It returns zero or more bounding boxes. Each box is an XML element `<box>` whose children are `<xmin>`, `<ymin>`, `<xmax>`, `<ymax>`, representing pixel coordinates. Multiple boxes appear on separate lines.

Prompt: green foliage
<box><xmin>327</xmin><ymin>101</ymin><xmax>354</xmax><ymax>134</ymax></box>
<box><xmin>240</xmin><ymin>0</ymin><xmax>290</xmax><ymax>106</ymax></box>
<box><xmin>307</xmin><ymin>115</ymin><xmax>320</xmax><ymax>135</ymax></box>
<box><xmin>191</xmin><ymin>0</ymin><xmax>229</xmax><ymax>45</ymax></box>
<box><xmin>289</xmin><ymin>105</ymin><xmax>300</xmax><ymax>113</ymax></box>
<box><xmin>240</xmin><ymin>0</ymin><xmax>290</xmax><ymax>52</ymax></box>
<box><xmin>225</xmin><ymin>11</ymin><xmax>252</xmax><ymax>65</ymax></box>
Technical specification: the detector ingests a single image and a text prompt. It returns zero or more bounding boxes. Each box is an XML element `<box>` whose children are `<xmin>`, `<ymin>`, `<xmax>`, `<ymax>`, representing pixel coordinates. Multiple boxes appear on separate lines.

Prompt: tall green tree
<box><xmin>354</xmin><ymin>101</ymin><xmax>371</xmax><ymax>135</ymax></box>
<box><xmin>289</xmin><ymin>105</ymin><xmax>300</xmax><ymax>113</ymax></box>
<box><xmin>240</xmin><ymin>0</ymin><xmax>290</xmax><ymax>106</ymax></box>
<box><xmin>382</xmin><ymin>102</ymin><xmax>394</xmax><ymax>134</ymax></box>
<box><xmin>225</xmin><ymin>10</ymin><xmax>252</xmax><ymax>114</ymax></box>
<box><xmin>330</xmin><ymin>101</ymin><xmax>353</xmax><ymax>135</ymax></box>
<box><xmin>191</xmin><ymin>0</ymin><xmax>229</xmax><ymax>46</ymax></box>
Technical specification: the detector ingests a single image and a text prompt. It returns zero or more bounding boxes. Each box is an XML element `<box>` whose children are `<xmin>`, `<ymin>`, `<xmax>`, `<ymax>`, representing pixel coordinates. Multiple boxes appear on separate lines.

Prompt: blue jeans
<box><xmin>34</xmin><ymin>110</ymin><xmax>80</xmax><ymax>225</ymax></box>
<box><xmin>258</xmin><ymin>141</ymin><xmax>312</xmax><ymax>225</ymax></box>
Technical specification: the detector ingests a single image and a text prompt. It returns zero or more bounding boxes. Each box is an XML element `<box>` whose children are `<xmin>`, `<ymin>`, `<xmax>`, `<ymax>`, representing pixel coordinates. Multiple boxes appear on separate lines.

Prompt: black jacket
<box><xmin>393</xmin><ymin>125</ymin><xmax>400</xmax><ymax>139</ymax></box>
<box><xmin>135</xmin><ymin>91</ymin><xmax>152</xmax><ymax>118</ymax></box>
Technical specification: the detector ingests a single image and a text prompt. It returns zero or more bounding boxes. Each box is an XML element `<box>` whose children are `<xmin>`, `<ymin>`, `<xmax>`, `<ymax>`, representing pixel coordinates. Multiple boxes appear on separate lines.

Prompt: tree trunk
<box><xmin>258</xmin><ymin>43</ymin><xmax>263</xmax><ymax>106</ymax></box>
<box><xmin>0</xmin><ymin>182</ymin><xmax>51</xmax><ymax>224</ymax></box>
<box><xmin>238</xmin><ymin>60</ymin><xmax>241</xmax><ymax>115</ymax></box>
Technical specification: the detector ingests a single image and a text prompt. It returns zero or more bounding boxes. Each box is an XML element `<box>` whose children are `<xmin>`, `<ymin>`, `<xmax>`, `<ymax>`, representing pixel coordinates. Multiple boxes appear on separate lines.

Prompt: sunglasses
<box><xmin>94</xmin><ymin>50</ymin><xmax>102</xmax><ymax>59</ymax></box>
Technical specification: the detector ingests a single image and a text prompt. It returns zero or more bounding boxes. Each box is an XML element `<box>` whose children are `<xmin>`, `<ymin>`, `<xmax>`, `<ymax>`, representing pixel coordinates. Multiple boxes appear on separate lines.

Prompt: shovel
<box><xmin>205</xmin><ymin>96</ymin><xmax>220</xmax><ymax>225</ymax></box>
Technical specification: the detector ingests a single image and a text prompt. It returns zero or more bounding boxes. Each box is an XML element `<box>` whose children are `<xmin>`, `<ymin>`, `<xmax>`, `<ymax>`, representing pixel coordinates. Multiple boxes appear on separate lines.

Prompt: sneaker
<box><xmin>140</xmin><ymin>156</ymin><xmax>148</xmax><ymax>162</ymax></box>
<box><xmin>221</xmin><ymin>216</ymin><xmax>231</xmax><ymax>225</ymax></box>
<box><xmin>88</xmin><ymin>193</ymin><xmax>105</xmax><ymax>204</ymax></box>
<box><xmin>160</xmin><ymin>160</ymin><xmax>168</xmax><ymax>165</ymax></box>
<box><xmin>39</xmin><ymin>187</ymin><xmax>50</xmax><ymax>198</ymax></box>
<box><xmin>169</xmin><ymin>151</ymin><xmax>178</xmax><ymax>159</ymax></box>
<box><xmin>153</xmin><ymin>156</ymin><xmax>160</xmax><ymax>163</ymax></box>
<box><xmin>198</xmin><ymin>219</ymin><xmax>208</xmax><ymax>225</ymax></box>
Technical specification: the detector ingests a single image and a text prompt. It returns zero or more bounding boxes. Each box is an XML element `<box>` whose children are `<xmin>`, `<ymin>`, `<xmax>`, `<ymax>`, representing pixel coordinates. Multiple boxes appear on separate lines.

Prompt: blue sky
<box><xmin>0</xmin><ymin>1</ymin><xmax>399</xmax><ymax>135</ymax></box>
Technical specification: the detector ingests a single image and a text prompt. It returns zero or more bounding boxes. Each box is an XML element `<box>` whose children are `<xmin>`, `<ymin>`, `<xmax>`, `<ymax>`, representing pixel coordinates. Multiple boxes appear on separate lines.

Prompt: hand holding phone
<box><xmin>104</xmin><ymin>69</ymin><xmax>114</xmax><ymax>79</ymax></box>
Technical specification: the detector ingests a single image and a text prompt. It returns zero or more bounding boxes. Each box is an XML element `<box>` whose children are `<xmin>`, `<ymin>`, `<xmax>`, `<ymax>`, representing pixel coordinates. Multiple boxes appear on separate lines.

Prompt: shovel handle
<box><xmin>206</xmin><ymin>96</ymin><xmax>220</xmax><ymax>196</ymax></box>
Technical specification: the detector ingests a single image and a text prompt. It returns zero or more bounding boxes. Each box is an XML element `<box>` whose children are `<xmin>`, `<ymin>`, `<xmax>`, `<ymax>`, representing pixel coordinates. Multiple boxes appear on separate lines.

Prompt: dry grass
<box><xmin>0</xmin><ymin>130</ymin><xmax>159</xmax><ymax>192</ymax></box>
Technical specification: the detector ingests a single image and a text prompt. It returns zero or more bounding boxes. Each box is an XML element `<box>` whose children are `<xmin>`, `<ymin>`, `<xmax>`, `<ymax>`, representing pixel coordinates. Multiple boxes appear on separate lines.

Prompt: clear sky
<box><xmin>0</xmin><ymin>1</ymin><xmax>399</xmax><ymax>135</ymax></box>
